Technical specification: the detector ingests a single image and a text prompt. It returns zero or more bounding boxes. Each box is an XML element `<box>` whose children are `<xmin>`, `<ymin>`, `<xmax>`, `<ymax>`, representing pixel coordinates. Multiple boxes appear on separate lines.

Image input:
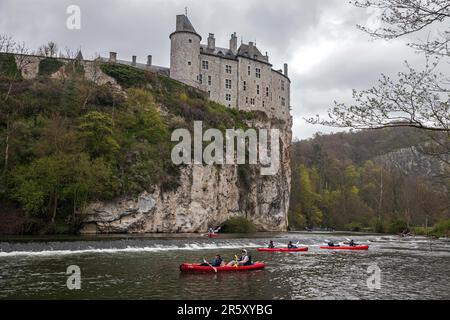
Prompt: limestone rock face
<box><xmin>81</xmin><ymin>119</ymin><xmax>292</xmax><ymax>234</ymax></box>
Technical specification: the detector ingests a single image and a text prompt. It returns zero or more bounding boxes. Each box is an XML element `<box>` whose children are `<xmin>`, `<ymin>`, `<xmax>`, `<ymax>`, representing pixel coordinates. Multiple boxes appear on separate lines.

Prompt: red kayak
<box><xmin>207</xmin><ymin>233</ymin><xmax>219</xmax><ymax>238</ymax></box>
<box><xmin>180</xmin><ymin>262</ymin><xmax>266</xmax><ymax>273</ymax></box>
<box><xmin>320</xmin><ymin>245</ymin><xmax>369</xmax><ymax>251</ymax></box>
<box><xmin>257</xmin><ymin>247</ymin><xmax>309</xmax><ymax>252</ymax></box>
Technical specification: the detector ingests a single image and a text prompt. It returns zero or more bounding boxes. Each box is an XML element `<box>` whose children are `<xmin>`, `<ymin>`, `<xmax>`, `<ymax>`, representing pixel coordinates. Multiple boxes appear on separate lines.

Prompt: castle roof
<box><xmin>200</xmin><ymin>45</ymin><xmax>236</xmax><ymax>60</ymax></box>
<box><xmin>170</xmin><ymin>15</ymin><xmax>201</xmax><ymax>40</ymax></box>
<box><xmin>237</xmin><ymin>43</ymin><xmax>269</xmax><ymax>64</ymax></box>
<box><xmin>176</xmin><ymin>15</ymin><xmax>197</xmax><ymax>33</ymax></box>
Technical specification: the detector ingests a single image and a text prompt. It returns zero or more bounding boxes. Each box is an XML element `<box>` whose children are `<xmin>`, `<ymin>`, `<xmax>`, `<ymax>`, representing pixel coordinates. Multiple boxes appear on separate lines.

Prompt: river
<box><xmin>0</xmin><ymin>232</ymin><xmax>449</xmax><ymax>300</ymax></box>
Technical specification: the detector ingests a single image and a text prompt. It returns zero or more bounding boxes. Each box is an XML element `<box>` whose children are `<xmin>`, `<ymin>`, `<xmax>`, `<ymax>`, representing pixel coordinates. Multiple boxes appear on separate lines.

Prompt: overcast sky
<box><xmin>0</xmin><ymin>0</ymin><xmax>428</xmax><ymax>140</ymax></box>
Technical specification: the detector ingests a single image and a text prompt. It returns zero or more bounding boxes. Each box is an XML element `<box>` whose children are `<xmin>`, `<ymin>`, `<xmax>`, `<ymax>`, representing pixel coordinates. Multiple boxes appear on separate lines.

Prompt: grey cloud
<box><xmin>0</xmin><ymin>0</ymin><xmax>430</xmax><ymax>139</ymax></box>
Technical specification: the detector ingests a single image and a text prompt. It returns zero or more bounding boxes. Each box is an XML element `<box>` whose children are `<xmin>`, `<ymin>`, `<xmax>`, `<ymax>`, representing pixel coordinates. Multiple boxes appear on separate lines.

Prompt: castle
<box><xmin>7</xmin><ymin>14</ymin><xmax>291</xmax><ymax>121</ymax></box>
<box><xmin>169</xmin><ymin>15</ymin><xmax>291</xmax><ymax>120</ymax></box>
<box><xmin>106</xmin><ymin>14</ymin><xmax>291</xmax><ymax>121</ymax></box>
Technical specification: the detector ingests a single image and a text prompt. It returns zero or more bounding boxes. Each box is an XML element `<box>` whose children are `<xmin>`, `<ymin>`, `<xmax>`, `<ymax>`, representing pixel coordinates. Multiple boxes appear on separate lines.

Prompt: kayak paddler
<box><xmin>268</xmin><ymin>240</ymin><xmax>275</xmax><ymax>249</ymax></box>
<box><xmin>343</xmin><ymin>239</ymin><xmax>357</xmax><ymax>247</ymax></box>
<box><xmin>201</xmin><ymin>254</ymin><xmax>224</xmax><ymax>267</ymax></box>
<box><xmin>227</xmin><ymin>249</ymin><xmax>252</xmax><ymax>267</ymax></box>
<box><xmin>288</xmin><ymin>241</ymin><xmax>298</xmax><ymax>249</ymax></box>
<box><xmin>328</xmin><ymin>241</ymin><xmax>340</xmax><ymax>247</ymax></box>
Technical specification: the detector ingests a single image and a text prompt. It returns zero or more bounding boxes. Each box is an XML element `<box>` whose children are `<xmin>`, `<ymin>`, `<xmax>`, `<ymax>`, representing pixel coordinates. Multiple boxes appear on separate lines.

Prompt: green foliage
<box><xmin>289</xmin><ymin>128</ymin><xmax>449</xmax><ymax>233</ymax></box>
<box><xmin>387</xmin><ymin>218</ymin><xmax>409</xmax><ymax>235</ymax></box>
<box><xmin>294</xmin><ymin>165</ymin><xmax>323</xmax><ymax>229</ymax></box>
<box><xmin>38</xmin><ymin>58</ymin><xmax>64</xmax><ymax>76</ymax></box>
<box><xmin>432</xmin><ymin>219</ymin><xmax>450</xmax><ymax>238</ymax></box>
<box><xmin>78</xmin><ymin>111</ymin><xmax>120</xmax><ymax>160</ymax></box>
<box><xmin>11</xmin><ymin>153</ymin><xmax>115</xmax><ymax>220</ymax></box>
<box><xmin>0</xmin><ymin>63</ymin><xmax>266</xmax><ymax>234</ymax></box>
<box><xmin>345</xmin><ymin>222</ymin><xmax>364</xmax><ymax>232</ymax></box>
<box><xmin>221</xmin><ymin>217</ymin><xmax>257</xmax><ymax>234</ymax></box>
<box><xmin>100</xmin><ymin>63</ymin><xmax>147</xmax><ymax>87</ymax></box>
<box><xmin>0</xmin><ymin>53</ymin><xmax>21</xmax><ymax>79</ymax></box>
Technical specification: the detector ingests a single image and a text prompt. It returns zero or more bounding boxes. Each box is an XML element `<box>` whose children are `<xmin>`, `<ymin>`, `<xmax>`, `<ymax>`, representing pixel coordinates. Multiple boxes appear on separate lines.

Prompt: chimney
<box><xmin>249</xmin><ymin>41</ymin><xmax>254</xmax><ymax>47</ymax></box>
<box><xmin>132</xmin><ymin>56</ymin><xmax>137</xmax><ymax>66</ymax></box>
<box><xmin>230</xmin><ymin>32</ymin><xmax>237</xmax><ymax>54</ymax></box>
<box><xmin>284</xmin><ymin>63</ymin><xmax>289</xmax><ymax>77</ymax></box>
<box><xmin>109</xmin><ymin>52</ymin><xmax>117</xmax><ymax>63</ymax></box>
<box><xmin>207</xmin><ymin>33</ymin><xmax>215</xmax><ymax>50</ymax></box>
<box><xmin>147</xmin><ymin>55</ymin><xmax>153</xmax><ymax>66</ymax></box>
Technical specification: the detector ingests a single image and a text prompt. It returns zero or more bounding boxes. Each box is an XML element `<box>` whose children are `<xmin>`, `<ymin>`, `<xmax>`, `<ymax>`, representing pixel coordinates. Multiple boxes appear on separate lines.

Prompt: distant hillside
<box><xmin>289</xmin><ymin>128</ymin><xmax>449</xmax><ymax>233</ymax></box>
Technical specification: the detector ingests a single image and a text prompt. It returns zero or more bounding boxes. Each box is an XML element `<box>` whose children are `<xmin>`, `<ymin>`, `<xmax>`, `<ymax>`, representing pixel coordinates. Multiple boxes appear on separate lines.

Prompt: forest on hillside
<box><xmin>0</xmin><ymin>47</ymin><xmax>258</xmax><ymax>235</ymax></box>
<box><xmin>289</xmin><ymin>128</ymin><xmax>450</xmax><ymax>235</ymax></box>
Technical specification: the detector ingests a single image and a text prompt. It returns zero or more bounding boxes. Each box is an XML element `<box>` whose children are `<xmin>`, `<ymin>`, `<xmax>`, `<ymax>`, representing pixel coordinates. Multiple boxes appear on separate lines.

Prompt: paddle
<box><xmin>203</xmin><ymin>258</ymin><xmax>217</xmax><ymax>273</ymax></box>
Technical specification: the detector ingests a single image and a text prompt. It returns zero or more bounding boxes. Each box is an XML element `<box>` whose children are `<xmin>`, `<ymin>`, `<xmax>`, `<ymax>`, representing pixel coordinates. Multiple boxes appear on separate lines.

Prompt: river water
<box><xmin>0</xmin><ymin>232</ymin><xmax>449</xmax><ymax>300</ymax></box>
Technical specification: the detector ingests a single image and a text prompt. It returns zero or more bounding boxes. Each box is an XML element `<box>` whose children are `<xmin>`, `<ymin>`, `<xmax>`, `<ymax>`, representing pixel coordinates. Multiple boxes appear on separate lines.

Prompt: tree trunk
<box><xmin>51</xmin><ymin>191</ymin><xmax>58</xmax><ymax>224</ymax></box>
<box><xmin>3</xmin><ymin>115</ymin><xmax>10</xmax><ymax>173</ymax></box>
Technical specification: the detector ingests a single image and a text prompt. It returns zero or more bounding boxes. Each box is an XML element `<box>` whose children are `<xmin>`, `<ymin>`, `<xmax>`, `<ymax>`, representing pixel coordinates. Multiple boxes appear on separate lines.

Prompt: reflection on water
<box><xmin>0</xmin><ymin>233</ymin><xmax>449</xmax><ymax>300</ymax></box>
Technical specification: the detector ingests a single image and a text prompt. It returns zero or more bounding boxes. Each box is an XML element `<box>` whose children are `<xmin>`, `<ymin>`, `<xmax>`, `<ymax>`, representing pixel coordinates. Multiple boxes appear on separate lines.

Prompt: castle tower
<box><xmin>169</xmin><ymin>14</ymin><xmax>201</xmax><ymax>87</ymax></box>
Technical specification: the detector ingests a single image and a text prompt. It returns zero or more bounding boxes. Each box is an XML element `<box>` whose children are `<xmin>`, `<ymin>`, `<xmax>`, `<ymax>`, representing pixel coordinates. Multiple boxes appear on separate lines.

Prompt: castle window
<box><xmin>188</xmin><ymin>61</ymin><xmax>191</xmax><ymax>66</ymax></box>
<box><xmin>248</xmin><ymin>66</ymin><xmax>251</xmax><ymax>76</ymax></box>
<box><xmin>189</xmin><ymin>39</ymin><xmax>192</xmax><ymax>43</ymax></box>
<box><xmin>243</xmin><ymin>81</ymin><xmax>247</xmax><ymax>91</ymax></box>
<box><xmin>246</xmin><ymin>97</ymin><xmax>249</xmax><ymax>104</ymax></box>
<box><xmin>263</xmin><ymin>101</ymin><xmax>265</xmax><ymax>107</ymax></box>
<box><xmin>255</xmin><ymin>68</ymin><xmax>261</xmax><ymax>78</ymax></box>
<box><xmin>199</xmin><ymin>74</ymin><xmax>203</xmax><ymax>84</ymax></box>
<box><xmin>281</xmin><ymin>80</ymin><xmax>285</xmax><ymax>91</ymax></box>
<box><xmin>257</xmin><ymin>85</ymin><xmax>260</xmax><ymax>95</ymax></box>
<box><xmin>226</xmin><ymin>94</ymin><xmax>232</xmax><ymax>101</ymax></box>
<box><xmin>202</xmin><ymin>60</ymin><xmax>209</xmax><ymax>70</ymax></box>
<box><xmin>266</xmin><ymin>87</ymin><xmax>269</xmax><ymax>97</ymax></box>
<box><xmin>208</xmin><ymin>76</ymin><xmax>212</xmax><ymax>86</ymax></box>
<box><xmin>282</xmin><ymin>97</ymin><xmax>286</xmax><ymax>106</ymax></box>
<box><xmin>225</xmin><ymin>79</ymin><xmax>232</xmax><ymax>89</ymax></box>
<box><xmin>226</xmin><ymin>65</ymin><xmax>232</xmax><ymax>74</ymax></box>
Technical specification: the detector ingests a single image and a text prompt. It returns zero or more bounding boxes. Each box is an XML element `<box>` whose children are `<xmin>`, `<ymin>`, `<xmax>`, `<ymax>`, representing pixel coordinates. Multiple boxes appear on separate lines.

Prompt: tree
<box><xmin>297</xmin><ymin>165</ymin><xmax>323</xmax><ymax>228</ymax></box>
<box><xmin>308</xmin><ymin>0</ymin><xmax>450</xmax><ymax>156</ymax></box>
<box><xmin>38</xmin><ymin>41</ymin><xmax>58</xmax><ymax>58</ymax></box>
<box><xmin>78</xmin><ymin>111</ymin><xmax>120</xmax><ymax>160</ymax></box>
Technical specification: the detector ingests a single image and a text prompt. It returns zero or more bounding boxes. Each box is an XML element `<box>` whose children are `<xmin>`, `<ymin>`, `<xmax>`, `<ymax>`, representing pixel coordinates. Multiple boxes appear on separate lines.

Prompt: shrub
<box><xmin>100</xmin><ymin>63</ymin><xmax>147</xmax><ymax>87</ymax></box>
<box><xmin>432</xmin><ymin>219</ymin><xmax>450</xmax><ymax>238</ymax></box>
<box><xmin>345</xmin><ymin>222</ymin><xmax>364</xmax><ymax>232</ymax></box>
<box><xmin>0</xmin><ymin>53</ymin><xmax>21</xmax><ymax>78</ymax></box>
<box><xmin>38</xmin><ymin>58</ymin><xmax>64</xmax><ymax>76</ymax></box>
<box><xmin>387</xmin><ymin>218</ymin><xmax>409</xmax><ymax>235</ymax></box>
<box><xmin>221</xmin><ymin>217</ymin><xmax>257</xmax><ymax>233</ymax></box>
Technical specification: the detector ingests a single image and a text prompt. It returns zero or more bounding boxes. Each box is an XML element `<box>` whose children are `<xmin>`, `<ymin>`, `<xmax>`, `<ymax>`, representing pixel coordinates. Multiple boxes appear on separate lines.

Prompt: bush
<box><xmin>371</xmin><ymin>219</ymin><xmax>386</xmax><ymax>233</ymax></box>
<box><xmin>38</xmin><ymin>58</ymin><xmax>64</xmax><ymax>76</ymax></box>
<box><xmin>387</xmin><ymin>218</ymin><xmax>409</xmax><ymax>235</ymax></box>
<box><xmin>221</xmin><ymin>217</ymin><xmax>257</xmax><ymax>234</ymax></box>
<box><xmin>432</xmin><ymin>219</ymin><xmax>450</xmax><ymax>238</ymax></box>
<box><xmin>345</xmin><ymin>222</ymin><xmax>364</xmax><ymax>232</ymax></box>
<box><xmin>100</xmin><ymin>63</ymin><xmax>147</xmax><ymax>87</ymax></box>
<box><xmin>0</xmin><ymin>53</ymin><xmax>21</xmax><ymax>78</ymax></box>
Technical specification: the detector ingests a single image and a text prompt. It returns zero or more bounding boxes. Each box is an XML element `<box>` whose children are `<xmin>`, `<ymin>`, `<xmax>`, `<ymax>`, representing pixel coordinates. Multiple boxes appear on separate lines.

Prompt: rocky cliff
<box><xmin>82</xmin><ymin>119</ymin><xmax>292</xmax><ymax>234</ymax></box>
